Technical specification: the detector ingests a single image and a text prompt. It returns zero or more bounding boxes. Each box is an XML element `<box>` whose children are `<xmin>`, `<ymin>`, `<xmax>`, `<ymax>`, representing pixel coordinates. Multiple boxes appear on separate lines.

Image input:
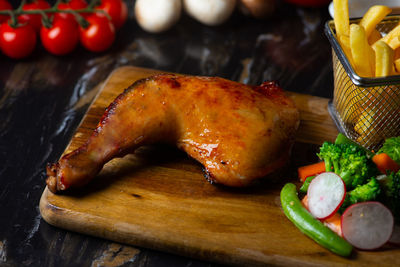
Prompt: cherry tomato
<box><xmin>79</xmin><ymin>14</ymin><xmax>115</xmax><ymax>52</ymax></box>
<box><xmin>0</xmin><ymin>0</ymin><xmax>12</xmax><ymax>24</ymax></box>
<box><xmin>0</xmin><ymin>22</ymin><xmax>36</xmax><ymax>59</ymax></box>
<box><xmin>40</xmin><ymin>18</ymin><xmax>79</xmax><ymax>55</ymax></box>
<box><xmin>19</xmin><ymin>0</ymin><xmax>51</xmax><ymax>32</ymax></box>
<box><xmin>55</xmin><ymin>0</ymin><xmax>88</xmax><ymax>22</ymax></box>
<box><xmin>96</xmin><ymin>0</ymin><xmax>127</xmax><ymax>30</ymax></box>
<box><xmin>284</xmin><ymin>0</ymin><xmax>331</xmax><ymax>7</ymax></box>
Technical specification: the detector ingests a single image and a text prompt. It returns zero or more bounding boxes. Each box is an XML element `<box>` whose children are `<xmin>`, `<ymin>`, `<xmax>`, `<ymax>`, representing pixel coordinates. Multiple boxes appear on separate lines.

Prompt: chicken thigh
<box><xmin>46</xmin><ymin>74</ymin><xmax>300</xmax><ymax>193</ymax></box>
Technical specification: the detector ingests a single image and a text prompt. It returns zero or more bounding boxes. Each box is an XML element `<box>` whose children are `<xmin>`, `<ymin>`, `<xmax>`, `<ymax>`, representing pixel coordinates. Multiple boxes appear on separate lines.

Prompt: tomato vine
<box><xmin>0</xmin><ymin>0</ymin><xmax>127</xmax><ymax>58</ymax></box>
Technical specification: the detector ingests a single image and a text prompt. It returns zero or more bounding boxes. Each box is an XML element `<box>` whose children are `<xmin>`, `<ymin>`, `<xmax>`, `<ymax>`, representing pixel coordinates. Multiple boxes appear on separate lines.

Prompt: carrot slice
<box><xmin>372</xmin><ymin>153</ymin><xmax>400</xmax><ymax>174</ymax></box>
<box><xmin>302</xmin><ymin>195</ymin><xmax>342</xmax><ymax>236</ymax></box>
<box><xmin>301</xmin><ymin>195</ymin><xmax>309</xmax><ymax>210</ymax></box>
<box><xmin>298</xmin><ymin>161</ymin><xmax>326</xmax><ymax>182</ymax></box>
<box><xmin>323</xmin><ymin>212</ymin><xmax>342</xmax><ymax>237</ymax></box>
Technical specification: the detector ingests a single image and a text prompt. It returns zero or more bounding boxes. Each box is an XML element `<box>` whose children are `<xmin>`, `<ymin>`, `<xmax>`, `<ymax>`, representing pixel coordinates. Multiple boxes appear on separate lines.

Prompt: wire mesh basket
<box><xmin>325</xmin><ymin>16</ymin><xmax>400</xmax><ymax>151</ymax></box>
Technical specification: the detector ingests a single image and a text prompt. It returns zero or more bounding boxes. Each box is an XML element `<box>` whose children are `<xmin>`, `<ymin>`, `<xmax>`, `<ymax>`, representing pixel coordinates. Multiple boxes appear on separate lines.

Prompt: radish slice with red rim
<box><xmin>307</xmin><ymin>172</ymin><xmax>346</xmax><ymax>220</ymax></box>
<box><xmin>341</xmin><ymin>201</ymin><xmax>394</xmax><ymax>250</ymax></box>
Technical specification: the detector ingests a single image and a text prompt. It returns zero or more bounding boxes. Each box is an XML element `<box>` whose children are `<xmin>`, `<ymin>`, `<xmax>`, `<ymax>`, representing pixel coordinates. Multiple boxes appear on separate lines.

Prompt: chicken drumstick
<box><xmin>46</xmin><ymin>74</ymin><xmax>299</xmax><ymax>193</ymax></box>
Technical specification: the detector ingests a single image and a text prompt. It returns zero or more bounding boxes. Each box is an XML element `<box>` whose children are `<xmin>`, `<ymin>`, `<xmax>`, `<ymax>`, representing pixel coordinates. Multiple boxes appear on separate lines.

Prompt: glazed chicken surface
<box><xmin>46</xmin><ymin>74</ymin><xmax>300</xmax><ymax>193</ymax></box>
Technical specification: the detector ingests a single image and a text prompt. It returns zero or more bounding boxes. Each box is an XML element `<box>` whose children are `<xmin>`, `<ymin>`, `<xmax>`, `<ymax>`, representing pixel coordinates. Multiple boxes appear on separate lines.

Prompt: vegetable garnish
<box><xmin>323</xmin><ymin>212</ymin><xmax>342</xmax><ymax>237</ymax></box>
<box><xmin>280</xmin><ymin>183</ymin><xmax>353</xmax><ymax>257</ymax></box>
<box><xmin>372</xmin><ymin>153</ymin><xmax>400</xmax><ymax>174</ymax></box>
<box><xmin>298</xmin><ymin>162</ymin><xmax>325</xmax><ymax>182</ymax></box>
<box><xmin>284</xmin><ymin>134</ymin><xmax>400</xmax><ymax>255</ymax></box>
<box><xmin>317</xmin><ymin>141</ymin><xmax>379</xmax><ymax>189</ymax></box>
<box><xmin>334</xmin><ymin>133</ymin><xmax>374</xmax><ymax>157</ymax></box>
<box><xmin>341</xmin><ymin>202</ymin><xmax>394</xmax><ymax>250</ymax></box>
<box><xmin>307</xmin><ymin>172</ymin><xmax>346</xmax><ymax>220</ymax></box>
<box><xmin>378</xmin><ymin>137</ymin><xmax>400</xmax><ymax>165</ymax></box>
<box><xmin>374</xmin><ymin>136</ymin><xmax>400</xmax><ymax>174</ymax></box>
<box><xmin>377</xmin><ymin>170</ymin><xmax>400</xmax><ymax>219</ymax></box>
<box><xmin>340</xmin><ymin>176</ymin><xmax>381</xmax><ymax>211</ymax></box>
<box><xmin>299</xmin><ymin>176</ymin><xmax>314</xmax><ymax>193</ymax></box>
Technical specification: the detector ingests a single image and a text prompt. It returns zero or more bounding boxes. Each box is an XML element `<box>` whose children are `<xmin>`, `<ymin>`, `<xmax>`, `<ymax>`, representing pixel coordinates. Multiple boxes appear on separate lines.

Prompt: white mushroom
<box><xmin>183</xmin><ymin>0</ymin><xmax>237</xmax><ymax>26</ymax></box>
<box><xmin>135</xmin><ymin>0</ymin><xmax>182</xmax><ymax>33</ymax></box>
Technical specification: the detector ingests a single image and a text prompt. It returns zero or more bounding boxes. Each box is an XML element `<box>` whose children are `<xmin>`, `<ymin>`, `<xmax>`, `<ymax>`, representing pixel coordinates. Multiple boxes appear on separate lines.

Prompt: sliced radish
<box><xmin>341</xmin><ymin>201</ymin><xmax>394</xmax><ymax>250</ymax></box>
<box><xmin>307</xmin><ymin>172</ymin><xmax>346</xmax><ymax>220</ymax></box>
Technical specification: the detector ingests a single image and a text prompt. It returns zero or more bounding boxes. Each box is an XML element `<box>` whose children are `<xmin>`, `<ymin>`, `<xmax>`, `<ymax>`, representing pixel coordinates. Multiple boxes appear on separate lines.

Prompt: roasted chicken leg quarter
<box><xmin>46</xmin><ymin>74</ymin><xmax>300</xmax><ymax>193</ymax></box>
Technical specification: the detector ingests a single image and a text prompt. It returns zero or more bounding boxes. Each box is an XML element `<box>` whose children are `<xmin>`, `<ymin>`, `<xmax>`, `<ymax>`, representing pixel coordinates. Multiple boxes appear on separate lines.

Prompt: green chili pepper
<box><xmin>280</xmin><ymin>183</ymin><xmax>353</xmax><ymax>257</ymax></box>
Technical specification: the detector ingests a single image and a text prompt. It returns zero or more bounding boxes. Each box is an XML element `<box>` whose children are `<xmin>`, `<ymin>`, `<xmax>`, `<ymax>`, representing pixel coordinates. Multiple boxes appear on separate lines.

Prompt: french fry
<box><xmin>368</xmin><ymin>28</ymin><xmax>382</xmax><ymax>45</ymax></box>
<box><xmin>338</xmin><ymin>34</ymin><xmax>350</xmax><ymax>49</ymax></box>
<box><xmin>333</xmin><ymin>0</ymin><xmax>350</xmax><ymax>37</ymax></box>
<box><xmin>395</xmin><ymin>47</ymin><xmax>400</xmax><ymax>60</ymax></box>
<box><xmin>359</xmin><ymin>5</ymin><xmax>392</xmax><ymax>38</ymax></box>
<box><xmin>337</xmin><ymin>34</ymin><xmax>354</xmax><ymax>66</ymax></box>
<box><xmin>350</xmin><ymin>24</ymin><xmax>375</xmax><ymax>77</ymax></box>
<box><xmin>389</xmin><ymin>36</ymin><xmax>400</xmax><ymax>50</ymax></box>
<box><xmin>355</xmin><ymin>88</ymin><xmax>400</xmax><ymax>148</ymax></box>
<box><xmin>373</xmin><ymin>40</ymin><xmax>394</xmax><ymax>77</ymax></box>
<box><xmin>331</xmin><ymin>2</ymin><xmax>400</xmax><ymax>149</ymax></box>
<box><xmin>394</xmin><ymin>59</ymin><xmax>400</xmax><ymax>74</ymax></box>
<box><xmin>354</xmin><ymin>107</ymin><xmax>383</xmax><ymax>147</ymax></box>
<box><xmin>381</xmin><ymin>24</ymin><xmax>400</xmax><ymax>49</ymax></box>
<box><xmin>395</xmin><ymin>48</ymin><xmax>400</xmax><ymax>73</ymax></box>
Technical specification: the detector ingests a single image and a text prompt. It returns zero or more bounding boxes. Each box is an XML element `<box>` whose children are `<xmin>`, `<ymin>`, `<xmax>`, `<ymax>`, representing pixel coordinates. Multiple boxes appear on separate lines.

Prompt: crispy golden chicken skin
<box><xmin>46</xmin><ymin>74</ymin><xmax>299</xmax><ymax>193</ymax></box>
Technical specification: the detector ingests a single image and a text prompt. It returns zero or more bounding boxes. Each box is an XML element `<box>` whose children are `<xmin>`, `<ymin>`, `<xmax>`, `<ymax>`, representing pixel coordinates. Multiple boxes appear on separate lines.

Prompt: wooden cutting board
<box><xmin>40</xmin><ymin>66</ymin><xmax>400</xmax><ymax>266</ymax></box>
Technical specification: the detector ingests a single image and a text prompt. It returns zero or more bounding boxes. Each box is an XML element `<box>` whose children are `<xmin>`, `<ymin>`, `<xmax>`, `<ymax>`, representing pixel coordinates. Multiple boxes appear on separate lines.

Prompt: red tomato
<box><xmin>19</xmin><ymin>0</ymin><xmax>51</xmax><ymax>32</ymax></box>
<box><xmin>55</xmin><ymin>0</ymin><xmax>88</xmax><ymax>22</ymax></box>
<box><xmin>40</xmin><ymin>18</ymin><xmax>79</xmax><ymax>55</ymax></box>
<box><xmin>284</xmin><ymin>0</ymin><xmax>331</xmax><ymax>7</ymax></box>
<box><xmin>0</xmin><ymin>0</ymin><xmax>12</xmax><ymax>24</ymax></box>
<box><xmin>96</xmin><ymin>0</ymin><xmax>127</xmax><ymax>30</ymax></box>
<box><xmin>0</xmin><ymin>22</ymin><xmax>36</xmax><ymax>59</ymax></box>
<box><xmin>79</xmin><ymin>14</ymin><xmax>115</xmax><ymax>52</ymax></box>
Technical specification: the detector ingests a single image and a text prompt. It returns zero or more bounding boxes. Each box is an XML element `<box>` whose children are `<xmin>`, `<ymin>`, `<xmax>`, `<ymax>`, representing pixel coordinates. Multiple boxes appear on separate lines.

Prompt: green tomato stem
<box><xmin>0</xmin><ymin>0</ymin><xmax>111</xmax><ymax>29</ymax></box>
<box><xmin>6</xmin><ymin>10</ymin><xmax>17</xmax><ymax>28</ymax></box>
<box><xmin>0</xmin><ymin>0</ymin><xmax>108</xmax><ymax>18</ymax></box>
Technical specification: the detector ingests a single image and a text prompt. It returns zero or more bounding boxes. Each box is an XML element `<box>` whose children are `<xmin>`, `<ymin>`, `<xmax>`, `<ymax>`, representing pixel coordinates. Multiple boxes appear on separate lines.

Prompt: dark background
<box><xmin>0</xmin><ymin>0</ymin><xmax>333</xmax><ymax>266</ymax></box>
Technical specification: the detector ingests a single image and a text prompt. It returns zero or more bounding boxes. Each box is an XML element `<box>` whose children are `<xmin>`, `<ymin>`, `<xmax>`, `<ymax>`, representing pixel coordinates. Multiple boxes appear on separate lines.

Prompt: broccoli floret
<box><xmin>317</xmin><ymin>142</ymin><xmax>379</xmax><ymax>189</ymax></box>
<box><xmin>341</xmin><ymin>177</ymin><xmax>381</xmax><ymax>210</ymax></box>
<box><xmin>335</xmin><ymin>133</ymin><xmax>374</xmax><ymax>158</ymax></box>
<box><xmin>378</xmin><ymin>136</ymin><xmax>400</xmax><ymax>165</ymax></box>
<box><xmin>318</xmin><ymin>142</ymin><xmax>341</xmax><ymax>173</ymax></box>
<box><xmin>378</xmin><ymin>170</ymin><xmax>400</xmax><ymax>219</ymax></box>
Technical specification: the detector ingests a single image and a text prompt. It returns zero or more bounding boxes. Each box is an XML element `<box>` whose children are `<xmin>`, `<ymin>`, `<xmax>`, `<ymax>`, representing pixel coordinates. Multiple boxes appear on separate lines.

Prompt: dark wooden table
<box><xmin>0</xmin><ymin>1</ymin><xmax>334</xmax><ymax>266</ymax></box>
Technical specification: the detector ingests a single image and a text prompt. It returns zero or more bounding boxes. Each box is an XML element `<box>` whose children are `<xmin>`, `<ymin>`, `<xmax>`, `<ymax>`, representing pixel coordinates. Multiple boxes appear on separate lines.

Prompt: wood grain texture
<box><xmin>40</xmin><ymin>66</ymin><xmax>399</xmax><ymax>266</ymax></box>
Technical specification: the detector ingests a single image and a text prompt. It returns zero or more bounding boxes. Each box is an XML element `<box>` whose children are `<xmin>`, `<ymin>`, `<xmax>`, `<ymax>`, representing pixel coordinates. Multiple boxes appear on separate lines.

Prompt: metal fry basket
<box><xmin>325</xmin><ymin>16</ymin><xmax>400</xmax><ymax>151</ymax></box>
